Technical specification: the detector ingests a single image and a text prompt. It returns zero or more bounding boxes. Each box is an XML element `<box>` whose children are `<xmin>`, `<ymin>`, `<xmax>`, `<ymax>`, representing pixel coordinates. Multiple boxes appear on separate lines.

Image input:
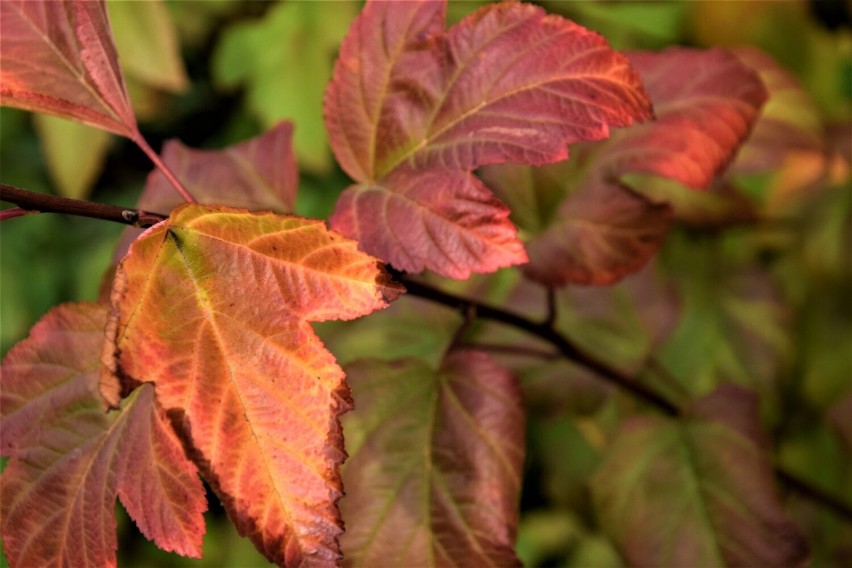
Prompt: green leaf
<box><xmin>340</xmin><ymin>351</ymin><xmax>525</xmax><ymax>567</ymax></box>
<box><xmin>33</xmin><ymin>114</ymin><xmax>111</xmax><ymax>200</ymax></box>
<box><xmin>106</xmin><ymin>0</ymin><xmax>188</xmax><ymax>93</ymax></box>
<box><xmin>592</xmin><ymin>384</ymin><xmax>808</xmax><ymax>567</ymax></box>
<box><xmin>212</xmin><ymin>1</ymin><xmax>357</xmax><ymax>173</ymax></box>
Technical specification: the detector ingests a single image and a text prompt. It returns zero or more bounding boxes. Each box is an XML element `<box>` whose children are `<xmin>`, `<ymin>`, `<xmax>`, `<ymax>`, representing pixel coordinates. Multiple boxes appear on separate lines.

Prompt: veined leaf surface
<box><xmin>325</xmin><ymin>0</ymin><xmax>651</xmax><ymax>278</ymax></box>
<box><xmin>340</xmin><ymin>351</ymin><xmax>525</xmax><ymax>567</ymax></box>
<box><xmin>0</xmin><ymin>0</ymin><xmax>138</xmax><ymax>138</ymax></box>
<box><xmin>1</xmin><ymin>303</ymin><xmax>206</xmax><ymax>567</ymax></box>
<box><xmin>487</xmin><ymin>47</ymin><xmax>767</xmax><ymax>286</ymax></box>
<box><xmin>101</xmin><ymin>204</ymin><xmax>404</xmax><ymax>566</ymax></box>
<box><xmin>592</xmin><ymin>384</ymin><xmax>809</xmax><ymax>567</ymax></box>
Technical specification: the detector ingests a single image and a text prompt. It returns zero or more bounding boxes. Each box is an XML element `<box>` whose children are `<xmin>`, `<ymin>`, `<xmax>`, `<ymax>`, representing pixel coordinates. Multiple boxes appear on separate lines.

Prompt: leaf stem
<box><xmin>0</xmin><ymin>184</ymin><xmax>167</xmax><ymax>228</ymax></box>
<box><xmin>392</xmin><ymin>270</ymin><xmax>852</xmax><ymax>524</ymax></box>
<box><xmin>132</xmin><ymin>134</ymin><xmax>197</xmax><ymax>203</ymax></box>
<box><xmin>0</xmin><ymin>207</ymin><xmax>37</xmax><ymax>222</ymax></box>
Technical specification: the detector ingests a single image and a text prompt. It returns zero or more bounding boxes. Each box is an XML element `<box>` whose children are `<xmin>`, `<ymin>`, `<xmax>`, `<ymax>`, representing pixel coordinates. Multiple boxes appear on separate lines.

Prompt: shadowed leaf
<box><xmin>1</xmin><ymin>303</ymin><xmax>206</xmax><ymax>567</ymax></box>
<box><xmin>487</xmin><ymin>47</ymin><xmax>767</xmax><ymax>286</ymax></box>
<box><xmin>341</xmin><ymin>351</ymin><xmax>525</xmax><ymax>567</ymax></box>
<box><xmin>0</xmin><ymin>0</ymin><xmax>138</xmax><ymax>138</ymax></box>
<box><xmin>325</xmin><ymin>0</ymin><xmax>651</xmax><ymax>278</ymax></box>
<box><xmin>592</xmin><ymin>384</ymin><xmax>809</xmax><ymax>567</ymax></box>
<box><xmin>101</xmin><ymin>204</ymin><xmax>404</xmax><ymax>566</ymax></box>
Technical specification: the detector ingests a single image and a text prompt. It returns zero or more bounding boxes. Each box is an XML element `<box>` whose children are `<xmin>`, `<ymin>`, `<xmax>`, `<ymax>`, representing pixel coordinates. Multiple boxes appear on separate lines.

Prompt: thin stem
<box><xmin>132</xmin><ymin>134</ymin><xmax>196</xmax><ymax>203</ymax></box>
<box><xmin>393</xmin><ymin>271</ymin><xmax>680</xmax><ymax>415</ymax></box>
<box><xmin>0</xmin><ymin>207</ymin><xmax>37</xmax><ymax>222</ymax></box>
<box><xmin>392</xmin><ymin>270</ymin><xmax>852</xmax><ymax>524</ymax></box>
<box><xmin>543</xmin><ymin>286</ymin><xmax>557</xmax><ymax>328</ymax></box>
<box><xmin>0</xmin><ymin>184</ymin><xmax>167</xmax><ymax>228</ymax></box>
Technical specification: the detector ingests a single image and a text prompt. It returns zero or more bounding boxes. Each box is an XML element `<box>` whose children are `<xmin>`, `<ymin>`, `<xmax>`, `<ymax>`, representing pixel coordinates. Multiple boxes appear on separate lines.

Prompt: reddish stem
<box><xmin>133</xmin><ymin>133</ymin><xmax>196</xmax><ymax>203</ymax></box>
<box><xmin>0</xmin><ymin>207</ymin><xmax>37</xmax><ymax>222</ymax></box>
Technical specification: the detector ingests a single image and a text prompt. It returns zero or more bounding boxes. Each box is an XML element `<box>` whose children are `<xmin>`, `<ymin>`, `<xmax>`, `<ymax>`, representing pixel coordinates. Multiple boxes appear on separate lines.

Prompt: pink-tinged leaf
<box><xmin>1</xmin><ymin>303</ymin><xmax>206</xmax><ymax>567</ymax></box>
<box><xmin>330</xmin><ymin>166</ymin><xmax>527</xmax><ymax>278</ymax></box>
<box><xmin>592</xmin><ymin>384</ymin><xmax>809</xmax><ymax>567</ymax></box>
<box><xmin>0</xmin><ymin>0</ymin><xmax>138</xmax><ymax>138</ymax></box>
<box><xmin>139</xmin><ymin>121</ymin><xmax>299</xmax><ymax>215</ymax></box>
<box><xmin>523</xmin><ymin>178</ymin><xmax>671</xmax><ymax>286</ymax></box>
<box><xmin>325</xmin><ymin>0</ymin><xmax>651</xmax><ymax>278</ymax></box>
<box><xmin>101</xmin><ymin>205</ymin><xmax>404</xmax><ymax>566</ymax></box>
<box><xmin>340</xmin><ymin>351</ymin><xmax>525</xmax><ymax>567</ymax></box>
<box><xmin>493</xmin><ymin>47</ymin><xmax>767</xmax><ymax>286</ymax></box>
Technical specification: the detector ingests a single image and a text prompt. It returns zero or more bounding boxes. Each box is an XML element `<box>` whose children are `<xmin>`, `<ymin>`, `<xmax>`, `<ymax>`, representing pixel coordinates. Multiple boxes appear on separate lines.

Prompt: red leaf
<box><xmin>340</xmin><ymin>351</ymin><xmax>525</xmax><ymax>566</ymax></box>
<box><xmin>330</xmin><ymin>166</ymin><xmax>527</xmax><ymax>278</ymax></box>
<box><xmin>1</xmin><ymin>303</ymin><xmax>206</xmax><ymax>567</ymax></box>
<box><xmin>500</xmin><ymin>47</ymin><xmax>767</xmax><ymax>286</ymax></box>
<box><xmin>139</xmin><ymin>121</ymin><xmax>299</xmax><ymax>215</ymax></box>
<box><xmin>0</xmin><ymin>0</ymin><xmax>138</xmax><ymax>138</ymax></box>
<box><xmin>324</xmin><ymin>0</ymin><xmax>651</xmax><ymax>278</ymax></box>
<box><xmin>101</xmin><ymin>205</ymin><xmax>404</xmax><ymax>566</ymax></box>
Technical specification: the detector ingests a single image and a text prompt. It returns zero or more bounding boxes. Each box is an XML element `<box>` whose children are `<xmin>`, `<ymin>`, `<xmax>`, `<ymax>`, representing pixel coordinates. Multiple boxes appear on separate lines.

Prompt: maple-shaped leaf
<box><xmin>485</xmin><ymin>47</ymin><xmax>767</xmax><ymax>286</ymax></box>
<box><xmin>0</xmin><ymin>0</ymin><xmax>138</xmax><ymax>138</ymax></box>
<box><xmin>325</xmin><ymin>0</ymin><xmax>651</xmax><ymax>278</ymax></box>
<box><xmin>592</xmin><ymin>384</ymin><xmax>809</xmax><ymax>567</ymax></box>
<box><xmin>1</xmin><ymin>303</ymin><xmax>206</xmax><ymax>567</ymax></box>
<box><xmin>101</xmin><ymin>204</ymin><xmax>404</xmax><ymax>566</ymax></box>
<box><xmin>340</xmin><ymin>351</ymin><xmax>525</xmax><ymax>567</ymax></box>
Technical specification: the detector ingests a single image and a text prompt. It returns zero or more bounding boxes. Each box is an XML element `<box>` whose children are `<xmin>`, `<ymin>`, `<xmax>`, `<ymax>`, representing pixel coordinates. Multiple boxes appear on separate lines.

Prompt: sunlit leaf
<box><xmin>340</xmin><ymin>351</ymin><xmax>525</xmax><ymax>567</ymax></box>
<box><xmin>490</xmin><ymin>47</ymin><xmax>767</xmax><ymax>286</ymax></box>
<box><xmin>325</xmin><ymin>0</ymin><xmax>651</xmax><ymax>278</ymax></box>
<box><xmin>101</xmin><ymin>204</ymin><xmax>404</xmax><ymax>566</ymax></box>
<box><xmin>0</xmin><ymin>0</ymin><xmax>138</xmax><ymax>138</ymax></box>
<box><xmin>1</xmin><ymin>303</ymin><xmax>206</xmax><ymax>567</ymax></box>
<box><xmin>592</xmin><ymin>384</ymin><xmax>809</xmax><ymax>567</ymax></box>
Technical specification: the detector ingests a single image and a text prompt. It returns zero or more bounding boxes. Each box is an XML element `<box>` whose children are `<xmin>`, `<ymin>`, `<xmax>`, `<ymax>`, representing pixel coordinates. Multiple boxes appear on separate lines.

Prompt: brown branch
<box><xmin>0</xmin><ymin>184</ymin><xmax>167</xmax><ymax>228</ymax></box>
<box><xmin>391</xmin><ymin>270</ymin><xmax>852</xmax><ymax>524</ymax></box>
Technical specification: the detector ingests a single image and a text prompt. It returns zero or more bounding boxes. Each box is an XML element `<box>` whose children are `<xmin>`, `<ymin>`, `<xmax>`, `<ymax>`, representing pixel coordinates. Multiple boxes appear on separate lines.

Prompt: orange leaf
<box><xmin>1</xmin><ymin>303</ymin><xmax>206</xmax><ymax>567</ymax></box>
<box><xmin>101</xmin><ymin>204</ymin><xmax>404</xmax><ymax>566</ymax></box>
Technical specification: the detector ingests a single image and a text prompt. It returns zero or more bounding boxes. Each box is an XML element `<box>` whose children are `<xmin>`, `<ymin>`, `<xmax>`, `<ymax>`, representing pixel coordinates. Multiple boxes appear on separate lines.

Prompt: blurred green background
<box><xmin>1</xmin><ymin>1</ymin><xmax>849</xmax><ymax>566</ymax></box>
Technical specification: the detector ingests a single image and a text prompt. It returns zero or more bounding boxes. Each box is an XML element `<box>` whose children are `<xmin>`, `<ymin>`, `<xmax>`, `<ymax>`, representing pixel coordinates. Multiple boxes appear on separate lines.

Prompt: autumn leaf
<box><xmin>485</xmin><ymin>47</ymin><xmax>767</xmax><ymax>286</ymax></box>
<box><xmin>138</xmin><ymin>121</ymin><xmax>299</xmax><ymax>215</ymax></box>
<box><xmin>340</xmin><ymin>351</ymin><xmax>525</xmax><ymax>567</ymax></box>
<box><xmin>0</xmin><ymin>303</ymin><xmax>206</xmax><ymax>567</ymax></box>
<box><xmin>101</xmin><ymin>204</ymin><xmax>404</xmax><ymax>566</ymax></box>
<box><xmin>324</xmin><ymin>0</ymin><xmax>652</xmax><ymax>278</ymax></box>
<box><xmin>114</xmin><ymin>121</ymin><xmax>299</xmax><ymax>261</ymax></box>
<box><xmin>592</xmin><ymin>384</ymin><xmax>809</xmax><ymax>567</ymax></box>
<box><xmin>0</xmin><ymin>0</ymin><xmax>138</xmax><ymax>138</ymax></box>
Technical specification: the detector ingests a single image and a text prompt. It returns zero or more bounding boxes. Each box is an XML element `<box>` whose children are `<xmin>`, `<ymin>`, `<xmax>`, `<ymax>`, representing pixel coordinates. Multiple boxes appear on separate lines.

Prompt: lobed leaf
<box><xmin>0</xmin><ymin>0</ymin><xmax>138</xmax><ymax>138</ymax></box>
<box><xmin>331</xmin><ymin>166</ymin><xmax>526</xmax><ymax>278</ymax></box>
<box><xmin>1</xmin><ymin>303</ymin><xmax>206</xmax><ymax>567</ymax></box>
<box><xmin>499</xmin><ymin>47</ymin><xmax>767</xmax><ymax>286</ymax></box>
<box><xmin>340</xmin><ymin>351</ymin><xmax>525</xmax><ymax>567</ymax></box>
<box><xmin>592</xmin><ymin>384</ymin><xmax>809</xmax><ymax>567</ymax></box>
<box><xmin>325</xmin><ymin>0</ymin><xmax>652</xmax><ymax>278</ymax></box>
<box><xmin>101</xmin><ymin>204</ymin><xmax>404</xmax><ymax>566</ymax></box>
